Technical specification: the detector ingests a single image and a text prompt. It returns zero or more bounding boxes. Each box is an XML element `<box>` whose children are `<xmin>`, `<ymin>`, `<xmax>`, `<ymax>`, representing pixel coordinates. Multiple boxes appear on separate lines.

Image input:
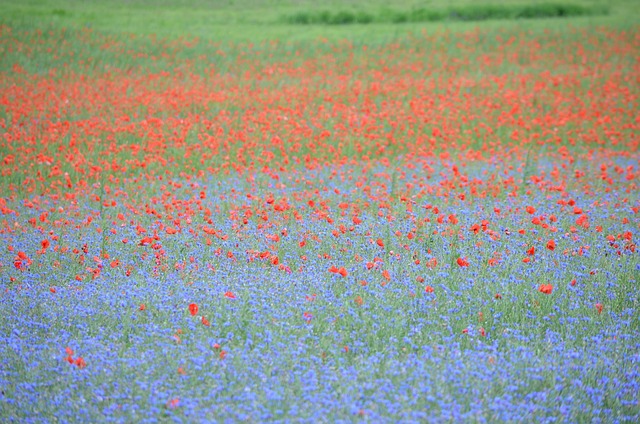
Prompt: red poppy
<box><xmin>224</xmin><ymin>291</ymin><xmax>236</xmax><ymax>299</ymax></box>
<box><xmin>546</xmin><ymin>240</ymin><xmax>556</xmax><ymax>251</ymax></box>
<box><xmin>538</xmin><ymin>284</ymin><xmax>553</xmax><ymax>294</ymax></box>
<box><xmin>425</xmin><ymin>285</ymin><xmax>434</xmax><ymax>293</ymax></box>
<box><xmin>188</xmin><ymin>303</ymin><xmax>198</xmax><ymax>316</ymax></box>
<box><xmin>595</xmin><ymin>303</ymin><xmax>603</xmax><ymax>314</ymax></box>
<box><xmin>202</xmin><ymin>316</ymin><xmax>211</xmax><ymax>326</ymax></box>
<box><xmin>457</xmin><ymin>257</ymin><xmax>469</xmax><ymax>267</ymax></box>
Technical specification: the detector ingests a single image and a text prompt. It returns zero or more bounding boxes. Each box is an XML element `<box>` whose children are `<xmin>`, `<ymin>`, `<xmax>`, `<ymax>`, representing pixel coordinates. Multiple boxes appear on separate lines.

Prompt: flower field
<box><xmin>1</xmin><ymin>9</ymin><xmax>639</xmax><ymax>423</ymax></box>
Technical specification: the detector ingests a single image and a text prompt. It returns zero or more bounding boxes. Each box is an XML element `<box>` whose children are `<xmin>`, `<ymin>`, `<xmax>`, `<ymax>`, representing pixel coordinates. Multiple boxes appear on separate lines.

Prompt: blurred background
<box><xmin>1</xmin><ymin>0</ymin><xmax>636</xmax><ymax>42</ymax></box>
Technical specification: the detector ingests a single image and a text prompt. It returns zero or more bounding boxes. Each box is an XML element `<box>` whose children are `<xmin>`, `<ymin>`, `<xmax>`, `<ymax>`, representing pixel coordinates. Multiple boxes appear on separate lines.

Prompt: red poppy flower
<box><xmin>538</xmin><ymin>284</ymin><xmax>553</xmax><ymax>294</ymax></box>
<box><xmin>188</xmin><ymin>303</ymin><xmax>198</xmax><ymax>316</ymax></box>
<box><xmin>224</xmin><ymin>291</ymin><xmax>236</xmax><ymax>299</ymax></box>
<box><xmin>546</xmin><ymin>240</ymin><xmax>556</xmax><ymax>251</ymax></box>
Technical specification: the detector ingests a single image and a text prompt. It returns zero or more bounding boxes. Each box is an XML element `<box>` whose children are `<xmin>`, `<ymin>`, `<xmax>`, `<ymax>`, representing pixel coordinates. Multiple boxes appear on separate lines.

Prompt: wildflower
<box><xmin>538</xmin><ymin>284</ymin><xmax>553</xmax><ymax>294</ymax></box>
<box><xmin>224</xmin><ymin>291</ymin><xmax>236</xmax><ymax>299</ymax></box>
<box><xmin>303</xmin><ymin>312</ymin><xmax>313</xmax><ymax>322</ymax></box>
<box><xmin>546</xmin><ymin>240</ymin><xmax>556</xmax><ymax>251</ymax></box>
<box><xmin>425</xmin><ymin>285</ymin><xmax>434</xmax><ymax>293</ymax></box>
<box><xmin>595</xmin><ymin>303</ymin><xmax>603</xmax><ymax>314</ymax></box>
<box><xmin>188</xmin><ymin>303</ymin><xmax>198</xmax><ymax>316</ymax></box>
<box><xmin>457</xmin><ymin>257</ymin><xmax>469</xmax><ymax>267</ymax></box>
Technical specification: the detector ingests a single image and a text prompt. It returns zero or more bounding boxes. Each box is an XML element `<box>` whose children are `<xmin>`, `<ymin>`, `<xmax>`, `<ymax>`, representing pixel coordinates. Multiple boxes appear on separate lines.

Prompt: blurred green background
<box><xmin>1</xmin><ymin>0</ymin><xmax>637</xmax><ymax>42</ymax></box>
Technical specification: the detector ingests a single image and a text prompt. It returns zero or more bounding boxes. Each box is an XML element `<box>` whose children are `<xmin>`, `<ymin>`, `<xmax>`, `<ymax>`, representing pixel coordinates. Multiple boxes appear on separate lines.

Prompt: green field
<box><xmin>1</xmin><ymin>0</ymin><xmax>638</xmax><ymax>42</ymax></box>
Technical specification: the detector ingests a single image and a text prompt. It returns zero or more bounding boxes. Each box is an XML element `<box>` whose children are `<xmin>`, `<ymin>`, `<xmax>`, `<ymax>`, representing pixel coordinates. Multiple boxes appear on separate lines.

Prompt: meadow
<box><xmin>0</xmin><ymin>0</ymin><xmax>639</xmax><ymax>422</ymax></box>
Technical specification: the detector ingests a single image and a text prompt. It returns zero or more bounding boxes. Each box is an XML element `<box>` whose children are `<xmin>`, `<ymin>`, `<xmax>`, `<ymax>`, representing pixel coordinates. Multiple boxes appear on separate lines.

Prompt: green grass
<box><xmin>0</xmin><ymin>0</ymin><xmax>637</xmax><ymax>42</ymax></box>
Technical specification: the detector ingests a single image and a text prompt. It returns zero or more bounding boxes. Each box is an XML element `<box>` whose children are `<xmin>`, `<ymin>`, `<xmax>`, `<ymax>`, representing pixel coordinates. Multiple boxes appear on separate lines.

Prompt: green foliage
<box><xmin>282</xmin><ymin>3</ymin><xmax>608</xmax><ymax>26</ymax></box>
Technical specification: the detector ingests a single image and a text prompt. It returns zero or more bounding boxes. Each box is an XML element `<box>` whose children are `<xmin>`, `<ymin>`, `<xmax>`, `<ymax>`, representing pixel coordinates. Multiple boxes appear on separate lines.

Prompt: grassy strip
<box><xmin>282</xmin><ymin>3</ymin><xmax>608</xmax><ymax>25</ymax></box>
